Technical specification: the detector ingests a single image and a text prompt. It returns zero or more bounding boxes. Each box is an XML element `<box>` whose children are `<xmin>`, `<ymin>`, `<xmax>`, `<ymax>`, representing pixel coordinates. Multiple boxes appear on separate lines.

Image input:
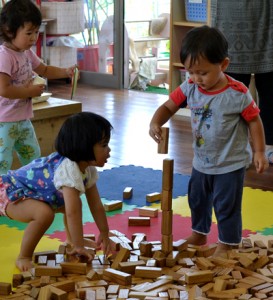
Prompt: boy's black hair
<box><xmin>180</xmin><ymin>25</ymin><xmax>228</xmax><ymax>67</ymax></box>
<box><xmin>0</xmin><ymin>0</ymin><xmax>42</xmax><ymax>42</ymax></box>
<box><xmin>55</xmin><ymin>112</ymin><xmax>113</xmax><ymax>162</ymax></box>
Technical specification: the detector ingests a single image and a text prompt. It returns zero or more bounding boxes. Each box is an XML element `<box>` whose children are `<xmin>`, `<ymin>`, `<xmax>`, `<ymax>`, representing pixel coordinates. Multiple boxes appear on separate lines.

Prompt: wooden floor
<box><xmin>48</xmin><ymin>80</ymin><xmax>273</xmax><ymax>192</ymax></box>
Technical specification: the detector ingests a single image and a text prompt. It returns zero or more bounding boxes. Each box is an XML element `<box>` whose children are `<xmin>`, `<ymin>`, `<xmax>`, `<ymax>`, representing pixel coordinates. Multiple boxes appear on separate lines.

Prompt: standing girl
<box><xmin>0</xmin><ymin>0</ymin><xmax>77</xmax><ymax>174</ymax></box>
<box><xmin>0</xmin><ymin>112</ymin><xmax>113</xmax><ymax>271</ymax></box>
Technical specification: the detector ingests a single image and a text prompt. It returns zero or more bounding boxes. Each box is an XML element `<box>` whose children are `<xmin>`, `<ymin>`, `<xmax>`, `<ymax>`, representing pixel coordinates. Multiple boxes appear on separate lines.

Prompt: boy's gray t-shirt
<box><xmin>171</xmin><ymin>76</ymin><xmax>257</xmax><ymax>175</ymax></box>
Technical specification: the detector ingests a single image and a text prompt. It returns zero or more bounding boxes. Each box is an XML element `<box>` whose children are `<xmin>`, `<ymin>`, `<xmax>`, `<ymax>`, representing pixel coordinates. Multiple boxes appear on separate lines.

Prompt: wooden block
<box><xmin>185</xmin><ymin>270</ymin><xmax>214</xmax><ymax>284</ymax></box>
<box><xmin>33</xmin><ymin>250</ymin><xmax>57</xmax><ymax>263</ymax></box>
<box><xmin>111</xmin><ymin>247</ymin><xmax>131</xmax><ymax>270</ymax></box>
<box><xmin>161</xmin><ymin>234</ymin><xmax>173</xmax><ymax>254</ymax></box>
<box><xmin>196</xmin><ymin>257</ymin><xmax>215</xmax><ymax>270</ymax></box>
<box><xmin>135</xmin><ymin>266</ymin><xmax>162</xmax><ymax>279</ymax></box>
<box><xmin>162</xmin><ymin>158</ymin><xmax>174</xmax><ymax>191</ymax></box>
<box><xmin>51</xmin><ymin>280</ymin><xmax>75</xmax><ymax>293</ymax></box>
<box><xmin>30</xmin><ymin>287</ymin><xmax>41</xmax><ymax>299</ymax></box>
<box><xmin>128</xmin><ymin>216</ymin><xmax>151</xmax><ymax>226</ymax></box>
<box><xmin>35</xmin><ymin>266</ymin><xmax>62</xmax><ymax>277</ymax></box>
<box><xmin>161</xmin><ymin>210</ymin><xmax>173</xmax><ymax>235</ymax></box>
<box><xmin>161</xmin><ymin>190</ymin><xmax>173</xmax><ymax>211</ymax></box>
<box><xmin>166</xmin><ymin>251</ymin><xmax>180</xmax><ymax>268</ymax></box>
<box><xmin>139</xmin><ymin>207</ymin><xmax>158</xmax><ymax>217</ymax></box>
<box><xmin>173</xmin><ymin>239</ymin><xmax>188</xmax><ymax>251</ymax></box>
<box><xmin>242</xmin><ymin>238</ymin><xmax>253</xmax><ymax>249</ymax></box>
<box><xmin>158</xmin><ymin>127</ymin><xmax>169</xmax><ymax>154</ymax></box>
<box><xmin>38</xmin><ymin>256</ymin><xmax>48</xmax><ymax>265</ymax></box>
<box><xmin>60</xmin><ymin>262</ymin><xmax>87</xmax><ymax>275</ymax></box>
<box><xmin>123</xmin><ymin>187</ymin><xmax>133</xmax><ymax>199</ymax></box>
<box><xmin>168</xmin><ymin>288</ymin><xmax>179</xmax><ymax>299</ymax></box>
<box><xmin>196</xmin><ymin>243</ymin><xmax>217</xmax><ymax>257</ymax></box>
<box><xmin>118</xmin><ymin>288</ymin><xmax>129</xmax><ymax>299</ymax></box>
<box><xmin>213</xmin><ymin>278</ymin><xmax>228</xmax><ymax>292</ymax></box>
<box><xmin>83</xmin><ymin>233</ymin><xmax>96</xmax><ymax>241</ymax></box>
<box><xmin>119</xmin><ymin>260</ymin><xmax>146</xmax><ymax>274</ymax></box>
<box><xmin>139</xmin><ymin>241</ymin><xmax>153</xmax><ymax>257</ymax></box>
<box><xmin>132</xmin><ymin>233</ymin><xmax>146</xmax><ymax>249</ymax></box>
<box><xmin>40</xmin><ymin>276</ymin><xmax>50</xmax><ymax>287</ymax></box>
<box><xmin>37</xmin><ymin>285</ymin><xmax>52</xmax><ymax>300</ymax></box>
<box><xmin>103</xmin><ymin>268</ymin><xmax>132</xmax><ymax>286</ymax></box>
<box><xmin>104</xmin><ymin>200</ymin><xmax>123</xmax><ymax>211</ymax></box>
<box><xmin>106</xmin><ymin>284</ymin><xmax>119</xmax><ymax>295</ymax></box>
<box><xmin>58</xmin><ymin>244</ymin><xmax>67</xmax><ymax>255</ymax></box>
<box><xmin>12</xmin><ymin>274</ymin><xmax>24</xmax><ymax>288</ymax></box>
<box><xmin>0</xmin><ymin>282</ymin><xmax>12</xmax><ymax>296</ymax></box>
<box><xmin>254</xmin><ymin>240</ymin><xmax>267</xmax><ymax>249</ymax></box>
<box><xmin>49</xmin><ymin>286</ymin><xmax>67</xmax><ymax>300</ymax></box>
<box><xmin>146</xmin><ymin>192</ymin><xmax>161</xmax><ymax>202</ymax></box>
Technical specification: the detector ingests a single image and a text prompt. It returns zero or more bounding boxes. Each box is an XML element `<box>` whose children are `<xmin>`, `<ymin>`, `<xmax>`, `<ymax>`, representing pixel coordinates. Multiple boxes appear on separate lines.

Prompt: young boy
<box><xmin>149</xmin><ymin>25</ymin><xmax>268</xmax><ymax>256</ymax></box>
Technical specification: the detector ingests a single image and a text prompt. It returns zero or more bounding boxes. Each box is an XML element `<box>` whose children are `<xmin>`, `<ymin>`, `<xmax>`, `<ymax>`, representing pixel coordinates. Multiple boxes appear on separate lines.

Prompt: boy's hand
<box><xmin>253</xmin><ymin>152</ymin><xmax>269</xmax><ymax>173</ymax></box>
<box><xmin>149</xmin><ymin>124</ymin><xmax>163</xmax><ymax>144</ymax></box>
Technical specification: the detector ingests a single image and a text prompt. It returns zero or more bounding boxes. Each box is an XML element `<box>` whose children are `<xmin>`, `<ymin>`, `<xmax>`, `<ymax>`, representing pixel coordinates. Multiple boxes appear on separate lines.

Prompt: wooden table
<box><xmin>12</xmin><ymin>97</ymin><xmax>82</xmax><ymax>169</ymax></box>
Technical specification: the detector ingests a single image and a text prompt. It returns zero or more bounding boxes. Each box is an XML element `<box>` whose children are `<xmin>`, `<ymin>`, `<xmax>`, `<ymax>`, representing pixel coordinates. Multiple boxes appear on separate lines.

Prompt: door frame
<box><xmin>79</xmin><ymin>0</ymin><xmax>125</xmax><ymax>89</ymax></box>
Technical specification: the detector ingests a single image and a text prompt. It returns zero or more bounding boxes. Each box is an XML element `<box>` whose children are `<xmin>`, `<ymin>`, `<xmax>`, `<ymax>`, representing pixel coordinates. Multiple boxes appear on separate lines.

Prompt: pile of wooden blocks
<box><xmin>0</xmin><ymin>234</ymin><xmax>273</xmax><ymax>299</ymax></box>
<box><xmin>1</xmin><ymin>159</ymin><xmax>273</xmax><ymax>299</ymax></box>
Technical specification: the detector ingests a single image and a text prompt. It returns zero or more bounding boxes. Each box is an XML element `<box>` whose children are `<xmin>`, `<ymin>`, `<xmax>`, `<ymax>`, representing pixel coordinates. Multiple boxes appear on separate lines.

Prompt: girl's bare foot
<box><xmin>16</xmin><ymin>257</ymin><xmax>34</xmax><ymax>272</ymax></box>
<box><xmin>213</xmin><ymin>243</ymin><xmax>238</xmax><ymax>258</ymax></box>
<box><xmin>186</xmin><ymin>231</ymin><xmax>207</xmax><ymax>245</ymax></box>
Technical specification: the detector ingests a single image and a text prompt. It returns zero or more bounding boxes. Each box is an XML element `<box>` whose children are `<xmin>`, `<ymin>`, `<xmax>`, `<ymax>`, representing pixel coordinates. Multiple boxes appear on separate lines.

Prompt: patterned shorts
<box><xmin>0</xmin><ymin>182</ymin><xmax>11</xmax><ymax>217</ymax></box>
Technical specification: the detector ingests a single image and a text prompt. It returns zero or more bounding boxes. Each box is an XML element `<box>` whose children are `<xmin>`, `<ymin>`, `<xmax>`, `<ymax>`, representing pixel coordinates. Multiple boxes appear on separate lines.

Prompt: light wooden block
<box><xmin>103</xmin><ymin>268</ymin><xmax>132</xmax><ymax>286</ymax></box>
<box><xmin>128</xmin><ymin>216</ymin><xmax>151</xmax><ymax>226</ymax></box>
<box><xmin>161</xmin><ymin>210</ymin><xmax>173</xmax><ymax>235</ymax></box>
<box><xmin>134</xmin><ymin>266</ymin><xmax>162</xmax><ymax>279</ymax></box>
<box><xmin>158</xmin><ymin>127</ymin><xmax>169</xmax><ymax>154</ymax></box>
<box><xmin>35</xmin><ymin>266</ymin><xmax>62</xmax><ymax>277</ymax></box>
<box><xmin>162</xmin><ymin>158</ymin><xmax>174</xmax><ymax>191</ymax></box>
<box><xmin>123</xmin><ymin>187</ymin><xmax>133</xmax><ymax>199</ymax></box>
<box><xmin>185</xmin><ymin>270</ymin><xmax>214</xmax><ymax>284</ymax></box>
<box><xmin>161</xmin><ymin>189</ymin><xmax>172</xmax><ymax>211</ymax></box>
<box><xmin>146</xmin><ymin>192</ymin><xmax>161</xmax><ymax>202</ymax></box>
<box><xmin>139</xmin><ymin>207</ymin><xmax>158</xmax><ymax>217</ymax></box>
<box><xmin>60</xmin><ymin>262</ymin><xmax>87</xmax><ymax>275</ymax></box>
<box><xmin>0</xmin><ymin>283</ymin><xmax>12</xmax><ymax>296</ymax></box>
<box><xmin>104</xmin><ymin>200</ymin><xmax>123</xmax><ymax>211</ymax></box>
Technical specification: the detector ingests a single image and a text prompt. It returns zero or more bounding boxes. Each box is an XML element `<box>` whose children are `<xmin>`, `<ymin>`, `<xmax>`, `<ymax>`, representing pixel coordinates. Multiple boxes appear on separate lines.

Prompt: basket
<box><xmin>185</xmin><ymin>0</ymin><xmax>207</xmax><ymax>22</ymax></box>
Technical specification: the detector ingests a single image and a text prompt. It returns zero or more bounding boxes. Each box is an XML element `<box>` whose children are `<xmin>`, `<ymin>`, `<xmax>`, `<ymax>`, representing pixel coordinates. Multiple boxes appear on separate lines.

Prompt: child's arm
<box><xmin>85</xmin><ymin>184</ymin><xmax>112</xmax><ymax>256</ymax></box>
<box><xmin>248</xmin><ymin>115</ymin><xmax>269</xmax><ymax>173</ymax></box>
<box><xmin>62</xmin><ymin>186</ymin><xmax>94</xmax><ymax>260</ymax></box>
<box><xmin>34</xmin><ymin>63</ymin><xmax>76</xmax><ymax>80</ymax></box>
<box><xmin>149</xmin><ymin>99</ymin><xmax>179</xmax><ymax>143</ymax></box>
<box><xmin>0</xmin><ymin>73</ymin><xmax>44</xmax><ymax>99</ymax></box>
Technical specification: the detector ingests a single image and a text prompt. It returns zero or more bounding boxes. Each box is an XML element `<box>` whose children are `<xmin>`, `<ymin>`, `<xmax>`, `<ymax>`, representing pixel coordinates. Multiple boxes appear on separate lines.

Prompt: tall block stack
<box><xmin>161</xmin><ymin>158</ymin><xmax>174</xmax><ymax>254</ymax></box>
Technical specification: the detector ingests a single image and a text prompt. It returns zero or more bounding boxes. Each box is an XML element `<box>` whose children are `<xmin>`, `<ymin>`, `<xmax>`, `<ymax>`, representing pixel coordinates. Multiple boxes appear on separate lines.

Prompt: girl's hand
<box><xmin>97</xmin><ymin>232</ymin><xmax>112</xmax><ymax>257</ymax></box>
<box><xmin>29</xmin><ymin>83</ymin><xmax>45</xmax><ymax>97</ymax></box>
<box><xmin>66</xmin><ymin>65</ymin><xmax>80</xmax><ymax>79</ymax></box>
<box><xmin>66</xmin><ymin>245</ymin><xmax>94</xmax><ymax>262</ymax></box>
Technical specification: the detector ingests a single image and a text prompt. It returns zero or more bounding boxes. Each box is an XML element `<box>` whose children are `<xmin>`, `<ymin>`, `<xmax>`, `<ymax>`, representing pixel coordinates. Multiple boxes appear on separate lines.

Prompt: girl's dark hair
<box><xmin>180</xmin><ymin>25</ymin><xmax>228</xmax><ymax>67</ymax></box>
<box><xmin>55</xmin><ymin>112</ymin><xmax>113</xmax><ymax>162</ymax></box>
<box><xmin>0</xmin><ymin>0</ymin><xmax>42</xmax><ymax>42</ymax></box>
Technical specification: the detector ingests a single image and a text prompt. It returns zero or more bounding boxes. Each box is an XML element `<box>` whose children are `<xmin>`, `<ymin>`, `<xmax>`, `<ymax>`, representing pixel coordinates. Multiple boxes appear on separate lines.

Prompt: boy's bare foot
<box><xmin>16</xmin><ymin>257</ymin><xmax>34</xmax><ymax>272</ymax></box>
<box><xmin>213</xmin><ymin>243</ymin><xmax>238</xmax><ymax>258</ymax></box>
<box><xmin>186</xmin><ymin>231</ymin><xmax>207</xmax><ymax>245</ymax></box>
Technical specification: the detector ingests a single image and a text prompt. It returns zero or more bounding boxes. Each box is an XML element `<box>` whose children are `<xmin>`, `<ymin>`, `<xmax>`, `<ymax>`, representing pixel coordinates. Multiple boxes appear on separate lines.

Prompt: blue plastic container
<box><xmin>185</xmin><ymin>0</ymin><xmax>207</xmax><ymax>22</ymax></box>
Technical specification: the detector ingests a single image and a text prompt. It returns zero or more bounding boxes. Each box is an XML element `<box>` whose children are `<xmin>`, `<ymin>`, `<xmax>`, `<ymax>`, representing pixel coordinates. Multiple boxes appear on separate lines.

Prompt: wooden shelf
<box><xmin>169</xmin><ymin>0</ymin><xmax>211</xmax><ymax>92</ymax></box>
